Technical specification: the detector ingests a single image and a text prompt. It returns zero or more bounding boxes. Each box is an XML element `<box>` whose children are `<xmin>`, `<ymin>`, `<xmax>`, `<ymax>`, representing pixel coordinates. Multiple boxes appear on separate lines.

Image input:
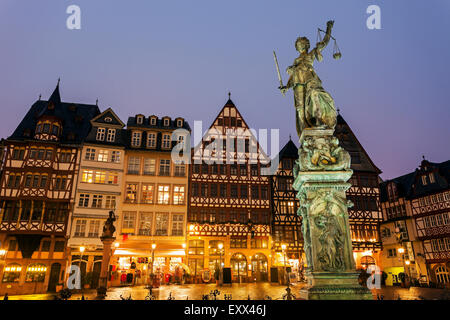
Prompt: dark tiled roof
<box><xmin>379</xmin><ymin>171</ymin><xmax>416</xmax><ymax>202</ymax></box>
<box><xmin>335</xmin><ymin>114</ymin><xmax>382</xmax><ymax>174</ymax></box>
<box><xmin>380</xmin><ymin>159</ymin><xmax>450</xmax><ymax>201</ymax></box>
<box><xmin>126</xmin><ymin>116</ymin><xmax>191</xmax><ymax>131</ymax></box>
<box><xmin>8</xmin><ymin>87</ymin><xmax>100</xmax><ymax>145</ymax></box>
<box><xmin>278</xmin><ymin>139</ymin><xmax>298</xmax><ymax>159</ymax></box>
<box><xmin>410</xmin><ymin>160</ymin><xmax>450</xmax><ymax>198</ymax></box>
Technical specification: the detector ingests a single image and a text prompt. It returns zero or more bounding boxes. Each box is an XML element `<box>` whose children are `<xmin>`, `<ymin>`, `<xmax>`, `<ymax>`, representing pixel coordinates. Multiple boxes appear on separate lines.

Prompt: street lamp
<box><xmin>218</xmin><ymin>242</ymin><xmax>224</xmax><ymax>286</ymax></box>
<box><xmin>397</xmin><ymin>247</ymin><xmax>410</xmax><ymax>285</ymax></box>
<box><xmin>281</xmin><ymin>244</ymin><xmax>289</xmax><ymax>287</ymax></box>
<box><xmin>151</xmin><ymin>243</ymin><xmax>156</xmax><ymax>275</ymax></box>
<box><xmin>79</xmin><ymin>246</ymin><xmax>85</xmax><ymax>299</ymax></box>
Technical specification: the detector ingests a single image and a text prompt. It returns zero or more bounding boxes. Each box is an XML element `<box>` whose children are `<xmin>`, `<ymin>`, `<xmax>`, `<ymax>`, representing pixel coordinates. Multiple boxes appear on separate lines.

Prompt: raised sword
<box><xmin>273</xmin><ymin>50</ymin><xmax>285</xmax><ymax>96</ymax></box>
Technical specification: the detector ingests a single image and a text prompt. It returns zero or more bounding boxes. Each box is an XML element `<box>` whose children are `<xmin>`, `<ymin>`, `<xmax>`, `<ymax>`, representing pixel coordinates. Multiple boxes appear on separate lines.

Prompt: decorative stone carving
<box><xmin>299</xmin><ymin>135</ymin><xmax>350</xmax><ymax>171</ymax></box>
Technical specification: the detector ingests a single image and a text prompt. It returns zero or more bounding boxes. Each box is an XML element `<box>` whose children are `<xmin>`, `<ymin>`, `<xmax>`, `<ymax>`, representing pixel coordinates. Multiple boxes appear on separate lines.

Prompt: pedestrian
<box><xmin>3</xmin><ymin>293</ymin><xmax>8</xmax><ymax>300</ymax></box>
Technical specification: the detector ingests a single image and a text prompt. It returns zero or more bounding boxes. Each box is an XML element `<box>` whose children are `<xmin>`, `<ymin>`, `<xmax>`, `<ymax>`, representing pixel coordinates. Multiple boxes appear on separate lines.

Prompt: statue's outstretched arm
<box><xmin>315</xmin><ymin>20</ymin><xmax>334</xmax><ymax>52</ymax></box>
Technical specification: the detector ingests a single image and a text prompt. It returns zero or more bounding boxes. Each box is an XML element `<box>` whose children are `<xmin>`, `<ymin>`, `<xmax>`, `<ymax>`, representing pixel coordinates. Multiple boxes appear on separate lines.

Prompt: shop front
<box><xmin>110</xmin><ymin>247</ymin><xmax>187</xmax><ymax>287</ymax></box>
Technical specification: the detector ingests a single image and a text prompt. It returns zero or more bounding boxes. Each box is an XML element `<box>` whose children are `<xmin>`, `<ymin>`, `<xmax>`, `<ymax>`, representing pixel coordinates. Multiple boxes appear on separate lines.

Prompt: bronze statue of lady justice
<box><xmin>274</xmin><ymin>20</ymin><xmax>340</xmax><ymax>138</ymax></box>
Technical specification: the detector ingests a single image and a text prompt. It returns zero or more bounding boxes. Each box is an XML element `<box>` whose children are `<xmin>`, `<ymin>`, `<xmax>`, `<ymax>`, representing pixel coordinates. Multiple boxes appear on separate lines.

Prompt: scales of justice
<box><xmin>273</xmin><ymin>20</ymin><xmax>372</xmax><ymax>300</ymax></box>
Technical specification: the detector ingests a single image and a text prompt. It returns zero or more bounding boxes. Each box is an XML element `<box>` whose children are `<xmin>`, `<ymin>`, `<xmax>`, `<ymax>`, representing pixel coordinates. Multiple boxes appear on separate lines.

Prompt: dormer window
<box><xmin>163</xmin><ymin>118</ymin><xmax>170</xmax><ymax>126</ymax></box>
<box><xmin>176</xmin><ymin>119</ymin><xmax>184</xmax><ymax>128</ymax></box>
<box><xmin>136</xmin><ymin>115</ymin><xmax>144</xmax><ymax>125</ymax></box>
<box><xmin>429</xmin><ymin>173</ymin><xmax>435</xmax><ymax>183</ymax></box>
<box><xmin>43</xmin><ymin>123</ymin><xmax>51</xmax><ymax>134</ymax></box>
<box><xmin>34</xmin><ymin>120</ymin><xmax>61</xmax><ymax>141</ymax></box>
<box><xmin>106</xmin><ymin>129</ymin><xmax>116</xmax><ymax>142</ymax></box>
<box><xmin>96</xmin><ymin>127</ymin><xmax>106</xmax><ymax>141</ymax></box>
<box><xmin>51</xmin><ymin>125</ymin><xmax>59</xmax><ymax>135</ymax></box>
<box><xmin>387</xmin><ymin>182</ymin><xmax>398</xmax><ymax>201</ymax></box>
<box><xmin>421</xmin><ymin>175</ymin><xmax>428</xmax><ymax>186</ymax></box>
<box><xmin>150</xmin><ymin>117</ymin><xmax>157</xmax><ymax>126</ymax></box>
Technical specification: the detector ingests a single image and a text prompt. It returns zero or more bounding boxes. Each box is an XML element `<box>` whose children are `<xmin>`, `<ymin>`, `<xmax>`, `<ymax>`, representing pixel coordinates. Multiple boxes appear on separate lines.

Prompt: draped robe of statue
<box><xmin>284</xmin><ymin>32</ymin><xmax>337</xmax><ymax>137</ymax></box>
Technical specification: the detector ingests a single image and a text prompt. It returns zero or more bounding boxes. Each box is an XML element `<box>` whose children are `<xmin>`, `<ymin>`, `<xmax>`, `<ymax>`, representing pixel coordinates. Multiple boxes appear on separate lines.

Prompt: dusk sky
<box><xmin>0</xmin><ymin>0</ymin><xmax>449</xmax><ymax>180</ymax></box>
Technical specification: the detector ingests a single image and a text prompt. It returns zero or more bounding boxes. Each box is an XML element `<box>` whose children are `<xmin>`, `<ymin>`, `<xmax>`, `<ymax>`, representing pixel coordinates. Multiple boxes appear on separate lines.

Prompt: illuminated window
<box><xmin>157</xmin><ymin>185</ymin><xmax>170</xmax><ymax>204</ymax></box>
<box><xmin>94</xmin><ymin>171</ymin><xmax>106</xmax><ymax>184</ymax></box>
<box><xmin>2</xmin><ymin>263</ymin><xmax>22</xmax><ymax>283</ymax></box>
<box><xmin>188</xmin><ymin>240</ymin><xmax>204</xmax><ymax>255</ymax></box>
<box><xmin>111</xmin><ymin>151</ymin><xmax>121</xmax><ymax>163</ymax></box>
<box><xmin>81</xmin><ymin>170</ymin><xmax>93</xmax><ymax>183</ymax></box>
<box><xmin>125</xmin><ymin>184</ymin><xmax>138</xmax><ymax>203</ymax></box>
<box><xmin>96</xmin><ymin>128</ymin><xmax>106</xmax><ymax>141</ymax></box>
<box><xmin>98</xmin><ymin>150</ymin><xmax>108</xmax><ymax>162</ymax></box>
<box><xmin>209</xmin><ymin>240</ymin><xmax>224</xmax><ymax>256</ymax></box>
<box><xmin>141</xmin><ymin>184</ymin><xmax>154</xmax><ymax>204</ymax></box>
<box><xmin>173</xmin><ymin>186</ymin><xmax>185</xmax><ymax>205</ymax></box>
<box><xmin>436</xmin><ymin>266</ymin><xmax>450</xmax><ymax>284</ymax></box>
<box><xmin>107</xmin><ymin>172</ymin><xmax>118</xmax><ymax>184</ymax></box>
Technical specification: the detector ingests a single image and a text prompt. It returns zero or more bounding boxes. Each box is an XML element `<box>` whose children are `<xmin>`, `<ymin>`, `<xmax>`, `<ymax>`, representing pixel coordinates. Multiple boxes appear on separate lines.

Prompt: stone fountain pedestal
<box><xmin>294</xmin><ymin>129</ymin><xmax>372</xmax><ymax>300</ymax></box>
<box><xmin>96</xmin><ymin>235</ymin><xmax>115</xmax><ymax>299</ymax></box>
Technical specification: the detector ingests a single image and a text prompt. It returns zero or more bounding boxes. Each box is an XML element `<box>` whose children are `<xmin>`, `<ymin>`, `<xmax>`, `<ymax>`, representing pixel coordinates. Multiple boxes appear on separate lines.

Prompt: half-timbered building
<box><xmin>269</xmin><ymin>139</ymin><xmax>303</xmax><ymax>281</ymax></box>
<box><xmin>334</xmin><ymin>114</ymin><xmax>383</xmax><ymax>268</ymax></box>
<box><xmin>270</xmin><ymin>114</ymin><xmax>383</xmax><ymax>280</ymax></box>
<box><xmin>188</xmin><ymin>97</ymin><xmax>272</xmax><ymax>283</ymax></box>
<box><xmin>410</xmin><ymin>159</ymin><xmax>450</xmax><ymax>286</ymax></box>
<box><xmin>380</xmin><ymin>159</ymin><xmax>450</xmax><ymax>287</ymax></box>
<box><xmin>0</xmin><ymin>84</ymin><xmax>100</xmax><ymax>294</ymax></box>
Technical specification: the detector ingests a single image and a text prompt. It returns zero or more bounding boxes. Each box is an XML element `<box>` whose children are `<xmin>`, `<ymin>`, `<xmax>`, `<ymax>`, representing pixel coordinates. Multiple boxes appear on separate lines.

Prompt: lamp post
<box><xmin>151</xmin><ymin>243</ymin><xmax>156</xmax><ymax>273</ymax></box>
<box><xmin>79</xmin><ymin>246</ymin><xmax>85</xmax><ymax>299</ymax></box>
<box><xmin>218</xmin><ymin>242</ymin><xmax>224</xmax><ymax>286</ymax></box>
<box><xmin>281</xmin><ymin>244</ymin><xmax>289</xmax><ymax>288</ymax></box>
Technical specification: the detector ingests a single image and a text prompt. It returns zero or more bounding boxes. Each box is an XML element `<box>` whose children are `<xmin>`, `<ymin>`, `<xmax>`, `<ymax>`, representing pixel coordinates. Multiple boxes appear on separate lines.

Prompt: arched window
<box><xmin>360</xmin><ymin>255</ymin><xmax>376</xmax><ymax>270</ymax></box>
<box><xmin>25</xmin><ymin>263</ymin><xmax>47</xmax><ymax>282</ymax></box>
<box><xmin>435</xmin><ymin>266</ymin><xmax>450</xmax><ymax>284</ymax></box>
<box><xmin>2</xmin><ymin>263</ymin><xmax>22</xmax><ymax>283</ymax></box>
<box><xmin>230</xmin><ymin>253</ymin><xmax>247</xmax><ymax>277</ymax></box>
